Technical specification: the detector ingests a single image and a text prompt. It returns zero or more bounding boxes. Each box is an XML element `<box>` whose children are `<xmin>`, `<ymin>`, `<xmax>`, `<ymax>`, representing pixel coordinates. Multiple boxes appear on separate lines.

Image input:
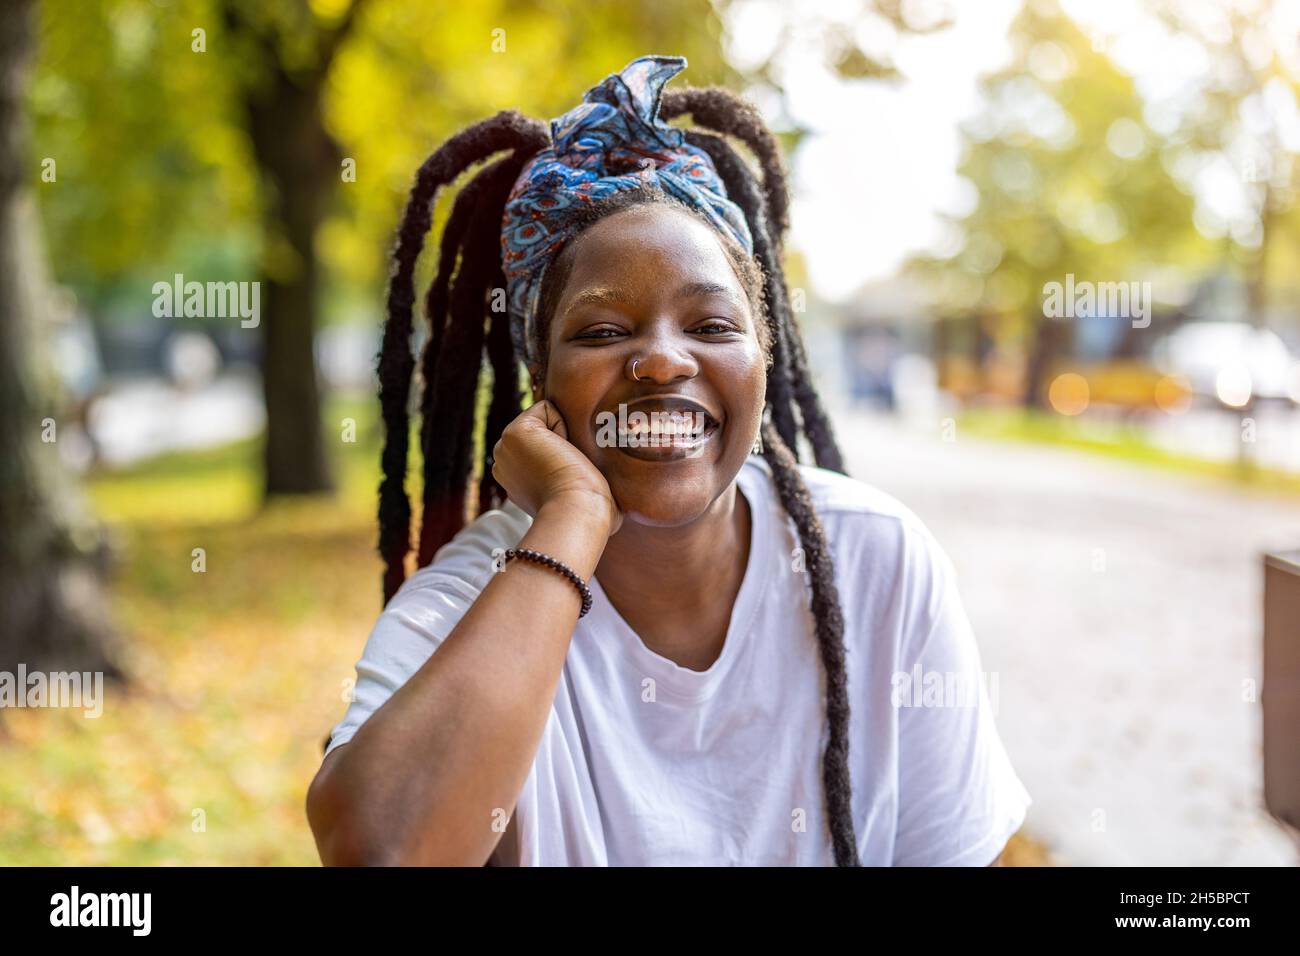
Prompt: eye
<box><xmin>573</xmin><ymin>326</ymin><xmax>625</xmax><ymax>341</ymax></box>
<box><xmin>693</xmin><ymin>320</ymin><xmax>740</xmax><ymax>335</ymax></box>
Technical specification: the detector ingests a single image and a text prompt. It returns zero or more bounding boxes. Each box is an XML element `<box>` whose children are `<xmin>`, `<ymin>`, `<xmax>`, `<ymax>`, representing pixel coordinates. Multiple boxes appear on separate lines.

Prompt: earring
<box><xmin>751</xmin><ymin>425</ymin><xmax>763</xmax><ymax>455</ymax></box>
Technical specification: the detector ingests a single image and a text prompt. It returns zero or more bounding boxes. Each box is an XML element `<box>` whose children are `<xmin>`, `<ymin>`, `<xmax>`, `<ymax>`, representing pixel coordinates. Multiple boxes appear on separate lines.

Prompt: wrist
<box><xmin>539</xmin><ymin>492</ymin><xmax>614</xmax><ymax>538</ymax></box>
<box><xmin>525</xmin><ymin>496</ymin><xmax>612</xmax><ymax>581</ymax></box>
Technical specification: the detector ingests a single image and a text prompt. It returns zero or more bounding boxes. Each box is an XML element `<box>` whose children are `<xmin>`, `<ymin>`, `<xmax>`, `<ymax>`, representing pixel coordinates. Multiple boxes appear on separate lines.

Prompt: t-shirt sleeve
<box><xmin>890</xmin><ymin>532</ymin><xmax>1032</xmax><ymax>867</ymax></box>
<box><xmin>322</xmin><ymin>509</ymin><xmax>524</xmax><ymax>760</ymax></box>
<box><xmin>322</xmin><ymin>572</ymin><xmax>481</xmax><ymax>759</ymax></box>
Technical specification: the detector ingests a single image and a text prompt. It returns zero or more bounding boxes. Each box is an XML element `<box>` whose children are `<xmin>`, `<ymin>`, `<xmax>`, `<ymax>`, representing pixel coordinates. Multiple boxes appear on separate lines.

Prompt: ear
<box><xmin>527</xmin><ymin>361</ymin><xmax>544</xmax><ymax>402</ymax></box>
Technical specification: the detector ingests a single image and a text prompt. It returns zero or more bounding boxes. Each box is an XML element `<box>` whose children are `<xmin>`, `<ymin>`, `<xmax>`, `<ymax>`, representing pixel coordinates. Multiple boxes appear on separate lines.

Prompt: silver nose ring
<box><xmin>631</xmin><ymin>359</ymin><xmax>642</xmax><ymax>382</ymax></box>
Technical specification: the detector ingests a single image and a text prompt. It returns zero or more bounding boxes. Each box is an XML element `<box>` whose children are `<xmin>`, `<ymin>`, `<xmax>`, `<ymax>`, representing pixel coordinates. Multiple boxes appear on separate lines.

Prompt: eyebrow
<box><xmin>562</xmin><ymin>281</ymin><xmax>746</xmax><ymax>322</ymax></box>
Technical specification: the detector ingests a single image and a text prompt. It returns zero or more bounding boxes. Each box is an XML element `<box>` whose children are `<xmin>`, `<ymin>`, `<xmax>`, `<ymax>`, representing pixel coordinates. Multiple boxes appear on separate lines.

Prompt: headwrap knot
<box><xmin>500</xmin><ymin>54</ymin><xmax>754</xmax><ymax>370</ymax></box>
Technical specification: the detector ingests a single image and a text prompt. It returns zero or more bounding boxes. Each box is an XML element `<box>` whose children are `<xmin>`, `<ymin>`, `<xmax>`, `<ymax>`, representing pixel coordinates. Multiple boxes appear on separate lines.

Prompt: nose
<box><xmin>627</xmin><ymin>329</ymin><xmax>699</xmax><ymax>384</ymax></box>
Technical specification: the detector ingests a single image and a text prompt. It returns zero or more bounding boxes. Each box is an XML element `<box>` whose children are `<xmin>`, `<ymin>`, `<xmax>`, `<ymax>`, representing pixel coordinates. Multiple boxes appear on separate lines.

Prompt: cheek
<box><xmin>711</xmin><ymin>341</ymin><xmax>767</xmax><ymax>434</ymax></box>
<box><xmin>543</xmin><ymin>355</ymin><xmax>609</xmax><ymax>442</ymax></box>
<box><xmin>734</xmin><ymin>339</ymin><xmax>768</xmax><ymax>400</ymax></box>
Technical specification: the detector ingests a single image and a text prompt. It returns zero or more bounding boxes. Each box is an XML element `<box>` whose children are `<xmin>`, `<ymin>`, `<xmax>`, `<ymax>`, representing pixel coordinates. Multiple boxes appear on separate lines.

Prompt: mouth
<box><xmin>599</xmin><ymin>395</ymin><xmax>722</xmax><ymax>462</ymax></box>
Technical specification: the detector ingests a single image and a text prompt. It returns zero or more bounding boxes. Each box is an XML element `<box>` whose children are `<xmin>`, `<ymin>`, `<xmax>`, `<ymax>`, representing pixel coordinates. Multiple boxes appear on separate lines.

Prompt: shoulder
<box><xmin>390</xmin><ymin>499</ymin><xmax>535</xmax><ymax>606</ymax></box>
<box><xmin>352</xmin><ymin>500</ymin><xmax>533</xmax><ymax>671</ymax></box>
<box><xmin>742</xmin><ymin>455</ymin><xmax>957</xmax><ymax>641</ymax></box>
<box><xmin>745</xmin><ymin>455</ymin><xmax>952</xmax><ymax>578</ymax></box>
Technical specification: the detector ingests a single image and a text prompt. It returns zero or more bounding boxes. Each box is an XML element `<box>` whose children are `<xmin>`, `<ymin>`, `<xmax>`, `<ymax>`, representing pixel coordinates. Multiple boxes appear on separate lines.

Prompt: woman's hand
<box><xmin>491</xmin><ymin>399</ymin><xmax>623</xmax><ymax>538</ymax></box>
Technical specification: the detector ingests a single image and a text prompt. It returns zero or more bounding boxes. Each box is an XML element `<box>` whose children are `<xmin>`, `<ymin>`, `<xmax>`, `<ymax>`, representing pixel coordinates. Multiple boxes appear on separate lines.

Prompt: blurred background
<box><xmin>2</xmin><ymin>0</ymin><xmax>1298</xmax><ymax>865</ymax></box>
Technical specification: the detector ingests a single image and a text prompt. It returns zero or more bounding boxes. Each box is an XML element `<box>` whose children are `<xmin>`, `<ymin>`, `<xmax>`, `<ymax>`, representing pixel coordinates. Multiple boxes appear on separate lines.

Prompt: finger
<box><xmin>548</xmin><ymin>404</ymin><xmax>569</xmax><ymax>440</ymax></box>
<box><xmin>520</xmin><ymin>398</ymin><xmax>551</xmax><ymax>425</ymax></box>
<box><xmin>524</xmin><ymin>399</ymin><xmax>568</xmax><ymax>440</ymax></box>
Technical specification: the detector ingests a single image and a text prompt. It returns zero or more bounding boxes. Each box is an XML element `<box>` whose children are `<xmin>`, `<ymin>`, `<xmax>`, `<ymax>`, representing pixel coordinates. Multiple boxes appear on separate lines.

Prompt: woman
<box><xmin>306</xmin><ymin>54</ymin><xmax>1031</xmax><ymax>866</ymax></box>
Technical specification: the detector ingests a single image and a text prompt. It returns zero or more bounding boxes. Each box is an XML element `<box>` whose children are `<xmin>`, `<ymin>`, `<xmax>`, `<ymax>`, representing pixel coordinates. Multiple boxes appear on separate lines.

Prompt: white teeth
<box><xmin>619</xmin><ymin>429</ymin><xmax>703</xmax><ymax>442</ymax></box>
<box><xmin>599</xmin><ymin>406</ymin><xmax>715</xmax><ymax>449</ymax></box>
<box><xmin>623</xmin><ymin>412</ymin><xmax>707</xmax><ymax>437</ymax></box>
<box><xmin>645</xmin><ymin>423</ymin><xmax>695</xmax><ymax>432</ymax></box>
<box><xmin>618</xmin><ymin>422</ymin><xmax>709</xmax><ymax>444</ymax></box>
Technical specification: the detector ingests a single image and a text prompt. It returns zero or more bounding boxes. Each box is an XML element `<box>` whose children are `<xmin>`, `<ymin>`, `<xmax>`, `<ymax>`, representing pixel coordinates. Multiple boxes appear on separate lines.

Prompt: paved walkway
<box><xmin>828</xmin><ymin>401</ymin><xmax>1300</xmax><ymax>865</ymax></box>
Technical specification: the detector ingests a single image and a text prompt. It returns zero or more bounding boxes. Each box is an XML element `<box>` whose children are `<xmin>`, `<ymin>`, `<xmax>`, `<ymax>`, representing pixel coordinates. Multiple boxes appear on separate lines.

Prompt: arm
<box><xmin>306</xmin><ymin>494</ymin><xmax>610</xmax><ymax>866</ymax></box>
<box><xmin>891</xmin><ymin>527</ymin><xmax>1032</xmax><ymax>867</ymax></box>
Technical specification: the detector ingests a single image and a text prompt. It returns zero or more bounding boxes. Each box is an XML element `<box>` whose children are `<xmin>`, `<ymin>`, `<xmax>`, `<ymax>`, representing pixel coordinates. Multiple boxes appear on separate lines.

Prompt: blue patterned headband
<box><xmin>500</xmin><ymin>54</ymin><xmax>754</xmax><ymax>370</ymax></box>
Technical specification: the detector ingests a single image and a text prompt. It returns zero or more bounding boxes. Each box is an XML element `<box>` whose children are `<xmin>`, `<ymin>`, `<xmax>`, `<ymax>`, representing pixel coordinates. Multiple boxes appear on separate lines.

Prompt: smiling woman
<box><xmin>305</xmin><ymin>54</ymin><xmax>1031</xmax><ymax>867</ymax></box>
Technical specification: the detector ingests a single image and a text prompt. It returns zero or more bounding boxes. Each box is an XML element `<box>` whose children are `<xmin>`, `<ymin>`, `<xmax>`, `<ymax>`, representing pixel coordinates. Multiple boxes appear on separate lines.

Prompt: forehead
<box><xmin>559</xmin><ymin>204</ymin><xmax>745</xmax><ymax>302</ymax></box>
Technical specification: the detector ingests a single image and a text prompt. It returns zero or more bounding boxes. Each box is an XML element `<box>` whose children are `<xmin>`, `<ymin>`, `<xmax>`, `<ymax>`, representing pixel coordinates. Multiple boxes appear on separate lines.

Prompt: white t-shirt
<box><xmin>324</xmin><ymin>455</ymin><xmax>1031</xmax><ymax>866</ymax></box>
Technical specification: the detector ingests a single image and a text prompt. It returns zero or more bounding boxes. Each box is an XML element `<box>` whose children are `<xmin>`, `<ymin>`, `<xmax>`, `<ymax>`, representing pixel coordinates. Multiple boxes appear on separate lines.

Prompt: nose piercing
<box><xmin>631</xmin><ymin>359</ymin><xmax>642</xmax><ymax>382</ymax></box>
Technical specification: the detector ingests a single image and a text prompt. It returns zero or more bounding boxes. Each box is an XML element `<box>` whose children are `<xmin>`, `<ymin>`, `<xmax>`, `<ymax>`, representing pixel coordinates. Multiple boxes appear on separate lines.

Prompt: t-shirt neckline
<box><xmin>586</xmin><ymin>458</ymin><xmax>773</xmax><ymax>701</ymax></box>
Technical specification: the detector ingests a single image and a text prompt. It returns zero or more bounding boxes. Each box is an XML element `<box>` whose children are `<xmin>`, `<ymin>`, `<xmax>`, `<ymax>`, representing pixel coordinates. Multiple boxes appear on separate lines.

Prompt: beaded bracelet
<box><xmin>503</xmin><ymin>547</ymin><xmax>594</xmax><ymax>618</ymax></box>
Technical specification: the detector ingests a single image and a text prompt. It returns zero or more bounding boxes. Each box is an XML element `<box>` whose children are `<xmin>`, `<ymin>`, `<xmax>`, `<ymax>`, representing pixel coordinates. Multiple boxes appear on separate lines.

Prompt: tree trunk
<box><xmin>1023</xmin><ymin>315</ymin><xmax>1069</xmax><ymax>410</ymax></box>
<box><xmin>1248</xmin><ymin>179</ymin><xmax>1272</xmax><ymax>331</ymax></box>
<box><xmin>0</xmin><ymin>0</ymin><xmax>124</xmax><ymax>681</ymax></box>
<box><xmin>220</xmin><ymin>0</ymin><xmax>370</xmax><ymax>497</ymax></box>
<box><xmin>243</xmin><ymin>64</ymin><xmax>340</xmax><ymax>496</ymax></box>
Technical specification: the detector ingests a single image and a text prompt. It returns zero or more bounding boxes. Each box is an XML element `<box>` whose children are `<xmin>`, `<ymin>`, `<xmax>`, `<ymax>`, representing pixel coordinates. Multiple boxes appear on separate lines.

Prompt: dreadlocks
<box><xmin>374</xmin><ymin>87</ymin><xmax>860</xmax><ymax>867</ymax></box>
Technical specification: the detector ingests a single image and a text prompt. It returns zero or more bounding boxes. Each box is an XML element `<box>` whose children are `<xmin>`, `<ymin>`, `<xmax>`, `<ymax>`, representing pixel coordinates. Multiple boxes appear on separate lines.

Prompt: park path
<box><xmin>827</xmin><ymin>400</ymin><xmax>1300</xmax><ymax>866</ymax></box>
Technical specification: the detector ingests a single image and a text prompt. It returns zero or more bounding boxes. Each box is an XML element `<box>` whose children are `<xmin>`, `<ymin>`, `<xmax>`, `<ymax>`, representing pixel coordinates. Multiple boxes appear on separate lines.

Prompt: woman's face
<box><xmin>537</xmin><ymin>203</ymin><xmax>767</xmax><ymax>528</ymax></box>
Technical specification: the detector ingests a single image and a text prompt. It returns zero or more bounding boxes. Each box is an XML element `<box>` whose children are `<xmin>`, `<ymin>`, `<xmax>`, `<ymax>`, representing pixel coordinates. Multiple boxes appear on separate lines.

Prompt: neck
<box><xmin>595</xmin><ymin>480</ymin><xmax>751</xmax><ymax>619</ymax></box>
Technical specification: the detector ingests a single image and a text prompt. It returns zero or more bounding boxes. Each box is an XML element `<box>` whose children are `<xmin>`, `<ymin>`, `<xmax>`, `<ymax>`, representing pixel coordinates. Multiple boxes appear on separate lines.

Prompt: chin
<box><xmin>604</xmin><ymin>460</ymin><xmax>739</xmax><ymax>530</ymax></box>
<box><xmin>618</xmin><ymin>503</ymin><xmax>711</xmax><ymax>529</ymax></box>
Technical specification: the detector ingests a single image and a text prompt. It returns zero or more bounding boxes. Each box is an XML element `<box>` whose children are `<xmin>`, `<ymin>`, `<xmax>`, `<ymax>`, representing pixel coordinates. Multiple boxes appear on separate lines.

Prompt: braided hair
<box><xmin>375</xmin><ymin>88</ymin><xmax>859</xmax><ymax>866</ymax></box>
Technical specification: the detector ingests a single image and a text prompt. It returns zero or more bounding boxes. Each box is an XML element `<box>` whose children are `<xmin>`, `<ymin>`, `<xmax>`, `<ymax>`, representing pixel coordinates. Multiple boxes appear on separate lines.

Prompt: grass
<box><xmin>957</xmin><ymin>406</ymin><xmax>1300</xmax><ymax>498</ymax></box>
<box><xmin>0</xmin><ymin>391</ymin><xmax>1052</xmax><ymax>865</ymax></box>
<box><xmin>0</xmin><ymin>394</ymin><xmax>395</xmax><ymax>865</ymax></box>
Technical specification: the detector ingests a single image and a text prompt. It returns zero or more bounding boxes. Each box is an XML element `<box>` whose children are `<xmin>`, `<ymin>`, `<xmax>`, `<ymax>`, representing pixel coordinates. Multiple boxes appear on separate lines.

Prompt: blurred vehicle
<box><xmin>1035</xmin><ymin>307</ymin><xmax>1195</xmax><ymax>413</ymax></box>
<box><xmin>935</xmin><ymin>308</ymin><xmax>1197</xmax><ymax>412</ymax></box>
<box><xmin>1152</xmin><ymin>321</ymin><xmax>1300</xmax><ymax>411</ymax></box>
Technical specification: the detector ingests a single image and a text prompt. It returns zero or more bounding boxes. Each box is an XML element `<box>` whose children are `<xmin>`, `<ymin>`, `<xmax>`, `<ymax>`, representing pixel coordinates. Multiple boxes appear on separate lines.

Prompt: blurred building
<box><xmin>834</xmin><ymin>276</ymin><xmax>934</xmax><ymax>412</ymax></box>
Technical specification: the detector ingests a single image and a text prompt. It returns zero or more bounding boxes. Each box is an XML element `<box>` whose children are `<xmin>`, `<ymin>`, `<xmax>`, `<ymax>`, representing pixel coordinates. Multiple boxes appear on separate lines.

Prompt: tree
<box><xmin>216</xmin><ymin>0</ymin><xmax>372</xmax><ymax>496</ymax></box>
<box><xmin>0</xmin><ymin>0</ymin><xmax>123</xmax><ymax>682</ymax></box>
<box><xmin>32</xmin><ymin>0</ymin><xmax>740</xmax><ymax>498</ymax></box>
<box><xmin>909</xmin><ymin>0</ymin><xmax>1211</xmax><ymax>407</ymax></box>
<box><xmin>1149</xmin><ymin>0</ymin><xmax>1300</xmax><ymax>328</ymax></box>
